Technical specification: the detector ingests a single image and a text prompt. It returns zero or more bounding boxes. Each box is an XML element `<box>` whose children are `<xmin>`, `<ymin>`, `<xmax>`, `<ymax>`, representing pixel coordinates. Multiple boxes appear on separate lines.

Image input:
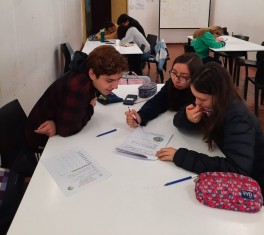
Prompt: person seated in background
<box><xmin>117</xmin><ymin>25</ymin><xmax>151</xmax><ymax>69</ymax></box>
<box><xmin>125</xmin><ymin>53</ymin><xmax>203</xmax><ymax>127</ymax></box>
<box><xmin>116</xmin><ymin>25</ymin><xmax>148</xmax><ymax>75</ymax></box>
<box><xmin>96</xmin><ymin>21</ymin><xmax>118</xmax><ymax>40</ymax></box>
<box><xmin>117</xmin><ymin>13</ymin><xmax>146</xmax><ymax>38</ymax></box>
<box><xmin>25</xmin><ymin>45</ymin><xmax>128</xmax><ymax>167</ymax></box>
<box><xmin>156</xmin><ymin>62</ymin><xmax>264</xmax><ymax>196</ymax></box>
<box><xmin>191</xmin><ymin>26</ymin><xmax>226</xmax><ymax>64</ymax></box>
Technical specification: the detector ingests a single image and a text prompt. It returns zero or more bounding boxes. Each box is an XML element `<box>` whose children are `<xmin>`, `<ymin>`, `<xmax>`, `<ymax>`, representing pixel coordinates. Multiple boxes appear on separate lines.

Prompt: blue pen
<box><xmin>96</xmin><ymin>128</ymin><xmax>117</xmax><ymax>137</ymax></box>
<box><xmin>164</xmin><ymin>175</ymin><xmax>197</xmax><ymax>186</ymax></box>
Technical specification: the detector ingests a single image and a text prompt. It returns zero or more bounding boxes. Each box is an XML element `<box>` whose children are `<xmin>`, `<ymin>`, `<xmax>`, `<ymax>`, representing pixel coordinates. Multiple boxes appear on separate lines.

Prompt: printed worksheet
<box><xmin>116</xmin><ymin>128</ymin><xmax>173</xmax><ymax>160</ymax></box>
<box><xmin>43</xmin><ymin>148</ymin><xmax>111</xmax><ymax>196</ymax></box>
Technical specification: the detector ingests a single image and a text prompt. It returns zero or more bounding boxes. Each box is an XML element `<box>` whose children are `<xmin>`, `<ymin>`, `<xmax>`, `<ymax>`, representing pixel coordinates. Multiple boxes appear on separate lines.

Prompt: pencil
<box><xmin>128</xmin><ymin>107</ymin><xmax>140</xmax><ymax>126</ymax></box>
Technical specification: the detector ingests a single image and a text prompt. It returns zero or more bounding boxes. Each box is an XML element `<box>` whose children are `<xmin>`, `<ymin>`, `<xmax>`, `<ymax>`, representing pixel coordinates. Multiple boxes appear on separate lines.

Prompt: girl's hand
<box><xmin>186</xmin><ymin>104</ymin><xmax>203</xmax><ymax>123</ymax></box>
<box><xmin>124</xmin><ymin>109</ymin><xmax>141</xmax><ymax>127</ymax></box>
<box><xmin>156</xmin><ymin>147</ymin><xmax>177</xmax><ymax>161</ymax></box>
<box><xmin>34</xmin><ymin>120</ymin><xmax>56</xmax><ymax>137</ymax></box>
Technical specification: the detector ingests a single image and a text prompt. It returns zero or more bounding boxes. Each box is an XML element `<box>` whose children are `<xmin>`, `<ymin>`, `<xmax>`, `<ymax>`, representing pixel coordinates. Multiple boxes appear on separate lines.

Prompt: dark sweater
<box><xmin>138</xmin><ymin>79</ymin><xmax>195</xmax><ymax>126</ymax></box>
<box><xmin>173</xmin><ymin>101</ymin><xmax>264</xmax><ymax>194</ymax></box>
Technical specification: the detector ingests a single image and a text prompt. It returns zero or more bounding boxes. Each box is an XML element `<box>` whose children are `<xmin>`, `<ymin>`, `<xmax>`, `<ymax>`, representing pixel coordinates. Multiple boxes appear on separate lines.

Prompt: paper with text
<box><xmin>43</xmin><ymin>148</ymin><xmax>111</xmax><ymax>196</ymax></box>
<box><xmin>116</xmin><ymin>128</ymin><xmax>173</xmax><ymax>160</ymax></box>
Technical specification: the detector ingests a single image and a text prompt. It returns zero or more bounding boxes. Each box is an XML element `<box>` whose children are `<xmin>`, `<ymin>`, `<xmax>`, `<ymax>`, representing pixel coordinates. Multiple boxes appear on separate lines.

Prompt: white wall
<box><xmin>129</xmin><ymin>0</ymin><xmax>264</xmax><ymax>57</ymax></box>
<box><xmin>0</xmin><ymin>0</ymin><xmax>83</xmax><ymax>114</ymax></box>
<box><xmin>1</xmin><ymin>0</ymin><xmax>263</xmax><ymax>114</ymax></box>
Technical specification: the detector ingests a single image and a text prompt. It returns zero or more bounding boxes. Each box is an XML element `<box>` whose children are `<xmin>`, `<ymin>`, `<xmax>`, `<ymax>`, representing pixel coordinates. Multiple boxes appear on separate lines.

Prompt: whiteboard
<box><xmin>160</xmin><ymin>0</ymin><xmax>211</xmax><ymax>29</ymax></box>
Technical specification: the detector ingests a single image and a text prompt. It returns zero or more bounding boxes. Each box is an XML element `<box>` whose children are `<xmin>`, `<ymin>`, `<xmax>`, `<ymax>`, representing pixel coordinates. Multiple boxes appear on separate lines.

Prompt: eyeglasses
<box><xmin>169</xmin><ymin>71</ymin><xmax>190</xmax><ymax>83</ymax></box>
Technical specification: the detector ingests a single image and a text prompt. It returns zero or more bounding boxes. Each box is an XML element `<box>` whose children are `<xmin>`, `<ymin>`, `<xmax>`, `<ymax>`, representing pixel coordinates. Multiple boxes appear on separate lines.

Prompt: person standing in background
<box><xmin>117</xmin><ymin>13</ymin><xmax>146</xmax><ymax>38</ymax></box>
<box><xmin>191</xmin><ymin>26</ymin><xmax>226</xmax><ymax>64</ymax></box>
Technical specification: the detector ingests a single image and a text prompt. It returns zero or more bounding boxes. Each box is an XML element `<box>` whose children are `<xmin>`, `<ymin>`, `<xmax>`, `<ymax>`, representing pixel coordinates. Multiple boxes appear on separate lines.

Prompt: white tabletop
<box><xmin>188</xmin><ymin>35</ymin><xmax>264</xmax><ymax>52</ymax></box>
<box><xmin>82</xmin><ymin>39</ymin><xmax>143</xmax><ymax>55</ymax></box>
<box><xmin>8</xmin><ymin>85</ymin><xmax>264</xmax><ymax>235</ymax></box>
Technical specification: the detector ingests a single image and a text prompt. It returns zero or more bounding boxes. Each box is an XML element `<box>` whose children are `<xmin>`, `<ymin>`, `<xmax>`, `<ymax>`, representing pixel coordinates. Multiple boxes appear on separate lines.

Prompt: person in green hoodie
<box><xmin>191</xmin><ymin>26</ymin><xmax>226</xmax><ymax>64</ymax></box>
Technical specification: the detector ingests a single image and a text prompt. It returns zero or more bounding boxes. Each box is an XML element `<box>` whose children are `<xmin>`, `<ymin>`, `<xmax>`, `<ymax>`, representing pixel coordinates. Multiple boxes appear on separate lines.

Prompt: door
<box><xmin>90</xmin><ymin>0</ymin><xmax>111</xmax><ymax>34</ymax></box>
<box><xmin>111</xmin><ymin>0</ymin><xmax>127</xmax><ymax>24</ymax></box>
<box><xmin>84</xmin><ymin>0</ymin><xmax>128</xmax><ymax>37</ymax></box>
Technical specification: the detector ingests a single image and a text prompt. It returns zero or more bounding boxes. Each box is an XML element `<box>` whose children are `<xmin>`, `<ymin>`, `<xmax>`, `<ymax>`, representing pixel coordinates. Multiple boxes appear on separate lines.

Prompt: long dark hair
<box><xmin>191</xmin><ymin>62</ymin><xmax>242</xmax><ymax>149</ymax></box>
<box><xmin>167</xmin><ymin>52</ymin><xmax>203</xmax><ymax>109</ymax></box>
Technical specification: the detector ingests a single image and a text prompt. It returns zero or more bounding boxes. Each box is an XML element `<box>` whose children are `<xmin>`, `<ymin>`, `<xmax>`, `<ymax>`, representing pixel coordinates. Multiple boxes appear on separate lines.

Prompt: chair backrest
<box><xmin>222</xmin><ymin>27</ymin><xmax>229</xmax><ymax>35</ymax></box>
<box><xmin>146</xmin><ymin>34</ymin><xmax>158</xmax><ymax>55</ymax></box>
<box><xmin>61</xmin><ymin>42</ymin><xmax>74</xmax><ymax>73</ymax></box>
<box><xmin>184</xmin><ymin>44</ymin><xmax>195</xmax><ymax>53</ymax></box>
<box><xmin>256</xmin><ymin>41</ymin><xmax>264</xmax><ymax>61</ymax></box>
<box><xmin>0</xmin><ymin>99</ymin><xmax>27</xmax><ymax>168</ymax></box>
<box><xmin>232</xmin><ymin>35</ymin><xmax>249</xmax><ymax>41</ymax></box>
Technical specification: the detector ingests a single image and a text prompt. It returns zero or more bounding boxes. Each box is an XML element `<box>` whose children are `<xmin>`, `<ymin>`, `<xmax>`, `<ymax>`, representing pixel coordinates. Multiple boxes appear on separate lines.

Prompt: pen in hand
<box><xmin>128</xmin><ymin>107</ymin><xmax>140</xmax><ymax>126</ymax></box>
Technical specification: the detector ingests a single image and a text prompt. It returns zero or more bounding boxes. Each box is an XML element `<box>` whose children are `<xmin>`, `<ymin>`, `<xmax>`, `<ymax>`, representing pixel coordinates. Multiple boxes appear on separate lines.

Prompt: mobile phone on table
<box><xmin>123</xmin><ymin>94</ymin><xmax>137</xmax><ymax>105</ymax></box>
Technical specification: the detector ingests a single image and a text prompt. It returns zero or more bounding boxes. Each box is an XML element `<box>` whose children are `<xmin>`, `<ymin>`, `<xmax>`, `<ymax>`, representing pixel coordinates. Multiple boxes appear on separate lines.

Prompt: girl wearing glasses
<box><xmin>125</xmin><ymin>53</ymin><xmax>203</xmax><ymax>127</ymax></box>
<box><xmin>156</xmin><ymin>62</ymin><xmax>264</xmax><ymax>195</ymax></box>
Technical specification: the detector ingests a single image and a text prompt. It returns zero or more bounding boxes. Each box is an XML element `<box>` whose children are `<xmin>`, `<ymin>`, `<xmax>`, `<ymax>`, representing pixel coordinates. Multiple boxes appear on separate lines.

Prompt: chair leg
<box><xmin>255</xmin><ymin>88</ymin><xmax>259</xmax><ymax>116</ymax></box>
<box><xmin>229</xmin><ymin>57</ymin><xmax>234</xmax><ymax>76</ymax></box>
<box><xmin>244</xmin><ymin>78</ymin><xmax>249</xmax><ymax>100</ymax></box>
<box><xmin>157</xmin><ymin>69</ymin><xmax>164</xmax><ymax>83</ymax></box>
<box><xmin>234</xmin><ymin>63</ymin><xmax>238</xmax><ymax>84</ymax></box>
<box><xmin>261</xmin><ymin>89</ymin><xmax>264</xmax><ymax>105</ymax></box>
<box><xmin>222</xmin><ymin>56</ymin><xmax>227</xmax><ymax>69</ymax></box>
<box><xmin>148</xmin><ymin>62</ymin><xmax>150</xmax><ymax>69</ymax></box>
<box><xmin>236</xmin><ymin>64</ymin><xmax>241</xmax><ymax>87</ymax></box>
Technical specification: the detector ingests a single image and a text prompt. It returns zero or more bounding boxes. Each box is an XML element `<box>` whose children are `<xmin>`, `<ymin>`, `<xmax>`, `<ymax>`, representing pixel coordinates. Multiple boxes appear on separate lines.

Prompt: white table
<box><xmin>8</xmin><ymin>85</ymin><xmax>264</xmax><ymax>235</ymax></box>
<box><xmin>187</xmin><ymin>36</ymin><xmax>264</xmax><ymax>52</ymax></box>
<box><xmin>82</xmin><ymin>39</ymin><xmax>143</xmax><ymax>55</ymax></box>
<box><xmin>188</xmin><ymin>35</ymin><xmax>264</xmax><ymax>75</ymax></box>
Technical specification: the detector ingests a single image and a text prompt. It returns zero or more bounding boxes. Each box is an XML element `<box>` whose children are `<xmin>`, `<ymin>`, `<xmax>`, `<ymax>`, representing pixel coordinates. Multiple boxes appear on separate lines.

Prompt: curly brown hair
<box><xmin>85</xmin><ymin>45</ymin><xmax>128</xmax><ymax>77</ymax></box>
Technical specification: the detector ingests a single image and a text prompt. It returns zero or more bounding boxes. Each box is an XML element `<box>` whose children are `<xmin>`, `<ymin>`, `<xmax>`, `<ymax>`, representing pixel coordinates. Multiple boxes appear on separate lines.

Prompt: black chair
<box><xmin>61</xmin><ymin>42</ymin><xmax>74</xmax><ymax>73</ymax></box>
<box><xmin>0</xmin><ymin>99</ymin><xmax>37</xmax><ymax>176</ymax></box>
<box><xmin>244</xmin><ymin>60</ymin><xmax>264</xmax><ymax>116</ymax></box>
<box><xmin>184</xmin><ymin>44</ymin><xmax>195</xmax><ymax>53</ymax></box>
<box><xmin>0</xmin><ymin>99</ymin><xmax>27</xmax><ymax>169</ymax></box>
<box><xmin>146</xmin><ymin>34</ymin><xmax>158</xmax><ymax>69</ymax></box>
<box><xmin>233</xmin><ymin>41</ymin><xmax>264</xmax><ymax>86</ymax></box>
<box><xmin>222</xmin><ymin>27</ymin><xmax>229</xmax><ymax>36</ymax></box>
<box><xmin>217</xmin><ymin>35</ymin><xmax>249</xmax><ymax>76</ymax></box>
<box><xmin>145</xmin><ymin>39</ymin><xmax>170</xmax><ymax>83</ymax></box>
